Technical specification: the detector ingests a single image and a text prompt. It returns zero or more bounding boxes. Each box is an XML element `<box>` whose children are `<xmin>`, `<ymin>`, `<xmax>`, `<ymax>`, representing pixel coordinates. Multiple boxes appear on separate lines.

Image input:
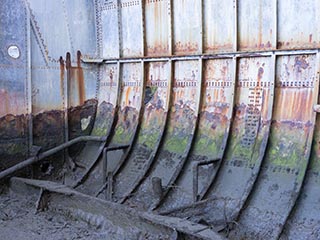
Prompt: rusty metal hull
<box><xmin>125</xmin><ymin>60</ymin><xmax>201</xmax><ymax>210</ymax></box>
<box><xmin>2</xmin><ymin>1</ymin><xmax>320</xmax><ymax>239</ymax></box>
<box><xmin>230</xmin><ymin>54</ymin><xmax>318</xmax><ymax>239</ymax></box>
<box><xmin>0</xmin><ymin>0</ymin><xmax>30</xmax><ymax>171</ymax></box>
<box><xmin>281</xmin><ymin>117</ymin><xmax>320</xmax><ymax>239</ymax></box>
<box><xmin>64</xmin><ymin>64</ymin><xmax>119</xmax><ymax>187</ymax></box>
<box><xmin>76</xmin><ymin>62</ymin><xmax>144</xmax><ymax>196</ymax></box>
<box><xmin>172</xmin><ymin>57</ymin><xmax>274</xmax><ymax>228</ymax></box>
<box><xmin>157</xmin><ymin>58</ymin><xmax>235</xmax><ymax>211</ymax></box>
<box><xmin>112</xmin><ymin>61</ymin><xmax>171</xmax><ymax>201</ymax></box>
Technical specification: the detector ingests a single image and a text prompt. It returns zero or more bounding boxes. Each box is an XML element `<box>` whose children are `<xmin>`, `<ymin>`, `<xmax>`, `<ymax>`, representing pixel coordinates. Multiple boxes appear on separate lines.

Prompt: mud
<box><xmin>0</xmin><ymin>189</ymin><xmax>109</xmax><ymax>240</ymax></box>
<box><xmin>0</xmin><ymin>114</ymin><xmax>28</xmax><ymax>171</ymax></box>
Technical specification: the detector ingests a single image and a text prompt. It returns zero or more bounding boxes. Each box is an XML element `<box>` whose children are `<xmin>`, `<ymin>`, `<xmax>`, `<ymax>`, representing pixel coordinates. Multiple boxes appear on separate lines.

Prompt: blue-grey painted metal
<box><xmin>0</xmin><ymin>0</ymin><xmax>30</xmax><ymax>170</ymax></box>
<box><xmin>1</xmin><ymin>1</ymin><xmax>320</xmax><ymax>239</ymax></box>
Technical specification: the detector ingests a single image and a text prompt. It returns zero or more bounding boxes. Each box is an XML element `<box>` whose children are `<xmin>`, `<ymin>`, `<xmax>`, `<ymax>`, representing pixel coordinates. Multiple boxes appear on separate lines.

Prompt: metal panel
<box><xmin>63</xmin><ymin>0</ymin><xmax>97</xmax><ymax>58</ymax></box>
<box><xmin>238</xmin><ymin>0</ymin><xmax>276</xmax><ymax>51</ymax></box>
<box><xmin>231</xmin><ymin>54</ymin><xmax>318</xmax><ymax>239</ymax></box>
<box><xmin>281</xmin><ymin>115</ymin><xmax>320</xmax><ymax>239</ymax></box>
<box><xmin>173</xmin><ymin>0</ymin><xmax>201</xmax><ymax>55</ymax></box>
<box><xmin>173</xmin><ymin>57</ymin><xmax>274</xmax><ymax>228</ymax></box>
<box><xmin>203</xmin><ymin>0</ymin><xmax>235</xmax><ymax>53</ymax></box>
<box><xmin>125</xmin><ymin>60</ymin><xmax>201</xmax><ymax>210</ymax></box>
<box><xmin>0</xmin><ymin>0</ymin><xmax>30</xmax><ymax>169</ymax></box>
<box><xmin>145</xmin><ymin>0</ymin><xmax>171</xmax><ymax>56</ymax></box>
<box><xmin>98</xmin><ymin>0</ymin><xmax>120</xmax><ymax>58</ymax></box>
<box><xmin>92</xmin><ymin>64</ymin><xmax>119</xmax><ymax>137</ymax></box>
<box><xmin>112</xmin><ymin>62</ymin><xmax>143</xmax><ymax>145</ymax></box>
<box><xmin>278</xmin><ymin>0</ymin><xmax>320</xmax><ymax>49</ymax></box>
<box><xmin>64</xmin><ymin>64</ymin><xmax>119</xmax><ymax>186</ymax></box>
<box><xmin>28</xmin><ymin>0</ymin><xmax>98</xmax><ymax>156</ymax></box>
<box><xmin>157</xmin><ymin>58</ymin><xmax>235</xmax><ymax>212</ymax></box>
<box><xmin>120</xmin><ymin>0</ymin><xmax>143</xmax><ymax>57</ymax></box>
<box><xmin>112</xmin><ymin>61</ymin><xmax>171</xmax><ymax>201</ymax></box>
<box><xmin>27</xmin><ymin>0</ymin><xmax>72</xmax><ymax>61</ymax></box>
<box><xmin>75</xmin><ymin>62</ymin><xmax>143</xmax><ymax>196</ymax></box>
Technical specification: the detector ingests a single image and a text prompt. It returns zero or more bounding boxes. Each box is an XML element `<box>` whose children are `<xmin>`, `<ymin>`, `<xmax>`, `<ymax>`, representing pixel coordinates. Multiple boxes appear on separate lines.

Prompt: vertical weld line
<box><xmin>94</xmin><ymin>0</ymin><xmax>103</xmax><ymax>57</ymax></box>
<box><xmin>141</xmin><ymin>0</ymin><xmax>145</xmax><ymax>57</ymax></box>
<box><xmin>234</xmin><ymin>0</ymin><xmax>238</xmax><ymax>52</ymax></box>
<box><xmin>199</xmin><ymin>0</ymin><xmax>204</xmax><ymax>55</ymax></box>
<box><xmin>61</xmin><ymin>0</ymin><xmax>75</xmax><ymax>55</ymax></box>
<box><xmin>117</xmin><ymin>0</ymin><xmax>122</xmax><ymax>58</ymax></box>
<box><xmin>274</xmin><ymin>0</ymin><xmax>278</xmax><ymax>49</ymax></box>
<box><xmin>270</xmin><ymin>54</ymin><xmax>276</xmax><ymax>121</ymax></box>
<box><xmin>168</xmin><ymin>0</ymin><xmax>173</xmax><ymax>55</ymax></box>
<box><xmin>24</xmin><ymin>1</ymin><xmax>33</xmax><ymax>152</ymax></box>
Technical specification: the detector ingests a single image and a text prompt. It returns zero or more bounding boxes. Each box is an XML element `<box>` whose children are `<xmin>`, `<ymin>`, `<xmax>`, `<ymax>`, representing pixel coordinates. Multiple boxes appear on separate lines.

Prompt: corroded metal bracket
<box><xmin>192</xmin><ymin>158</ymin><xmax>221</xmax><ymax>202</ymax></box>
<box><xmin>0</xmin><ymin>136</ymin><xmax>107</xmax><ymax>180</ymax></box>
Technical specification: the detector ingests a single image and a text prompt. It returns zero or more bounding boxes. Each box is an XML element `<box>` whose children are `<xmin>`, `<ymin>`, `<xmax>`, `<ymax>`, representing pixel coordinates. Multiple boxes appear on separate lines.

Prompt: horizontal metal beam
<box><xmin>0</xmin><ymin>135</ymin><xmax>107</xmax><ymax>180</ymax></box>
<box><xmin>98</xmin><ymin>48</ymin><xmax>320</xmax><ymax>64</ymax></box>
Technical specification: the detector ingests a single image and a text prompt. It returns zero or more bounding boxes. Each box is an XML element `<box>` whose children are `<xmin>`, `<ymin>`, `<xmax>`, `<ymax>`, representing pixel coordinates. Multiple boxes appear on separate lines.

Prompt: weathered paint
<box><xmin>200</xmin><ymin>57</ymin><xmax>273</xmax><ymax>227</ymax></box>
<box><xmin>0</xmin><ymin>0</ymin><xmax>30</xmax><ymax>170</ymax></box>
<box><xmin>280</xmin><ymin>115</ymin><xmax>320</xmax><ymax>239</ymax></box>
<box><xmin>125</xmin><ymin>60</ymin><xmax>201</xmax><ymax>210</ymax></box>
<box><xmin>66</xmin><ymin>52</ymin><xmax>98</xmax><ymax>156</ymax></box>
<box><xmin>278</xmin><ymin>0</ymin><xmax>320</xmax><ymax>49</ymax></box>
<box><xmin>173</xmin><ymin>0</ymin><xmax>201</xmax><ymax>55</ymax></box>
<box><xmin>157</xmin><ymin>58</ymin><xmax>235</xmax><ymax>211</ymax></box>
<box><xmin>238</xmin><ymin>0</ymin><xmax>275</xmax><ymax>50</ymax></box>
<box><xmin>231</xmin><ymin>54</ymin><xmax>318</xmax><ymax>239</ymax></box>
<box><xmin>203</xmin><ymin>0</ymin><xmax>235</xmax><ymax>53</ymax></box>
<box><xmin>91</xmin><ymin>64</ymin><xmax>119</xmax><ymax>137</ymax></box>
<box><xmin>28</xmin><ymin>0</ymin><xmax>98</xmax><ymax>162</ymax></box>
<box><xmin>145</xmin><ymin>0</ymin><xmax>171</xmax><ymax>56</ymax></box>
<box><xmin>64</xmin><ymin>64</ymin><xmax>119</xmax><ymax>187</ymax></box>
<box><xmin>2</xmin><ymin>1</ymin><xmax>320</xmax><ymax>238</ymax></box>
<box><xmin>99</xmin><ymin>0</ymin><xmax>120</xmax><ymax>58</ymax></box>
<box><xmin>112</xmin><ymin>63</ymin><xmax>143</xmax><ymax>145</ymax></box>
<box><xmin>112</xmin><ymin>61</ymin><xmax>170</xmax><ymax>201</ymax></box>
<box><xmin>167</xmin><ymin>57</ymin><xmax>274</xmax><ymax>229</ymax></box>
<box><xmin>120</xmin><ymin>0</ymin><xmax>143</xmax><ymax>57</ymax></box>
<box><xmin>74</xmin><ymin>62</ymin><xmax>143</xmax><ymax>196</ymax></box>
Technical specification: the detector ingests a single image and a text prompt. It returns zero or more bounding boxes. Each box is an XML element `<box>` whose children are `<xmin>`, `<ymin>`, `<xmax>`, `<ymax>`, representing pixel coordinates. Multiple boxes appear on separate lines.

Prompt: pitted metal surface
<box><xmin>1</xmin><ymin>1</ymin><xmax>320</xmax><ymax>239</ymax></box>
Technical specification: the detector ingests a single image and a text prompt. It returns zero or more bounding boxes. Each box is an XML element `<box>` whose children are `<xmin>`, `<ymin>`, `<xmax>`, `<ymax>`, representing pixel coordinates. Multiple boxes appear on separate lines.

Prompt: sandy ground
<box><xmin>0</xmin><ymin>187</ymin><xmax>109</xmax><ymax>240</ymax></box>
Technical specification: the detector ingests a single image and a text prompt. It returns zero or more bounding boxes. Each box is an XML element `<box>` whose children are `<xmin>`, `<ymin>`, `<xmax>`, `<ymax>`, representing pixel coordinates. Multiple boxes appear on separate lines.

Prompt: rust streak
<box><xmin>59</xmin><ymin>56</ymin><xmax>65</xmax><ymax>97</ymax></box>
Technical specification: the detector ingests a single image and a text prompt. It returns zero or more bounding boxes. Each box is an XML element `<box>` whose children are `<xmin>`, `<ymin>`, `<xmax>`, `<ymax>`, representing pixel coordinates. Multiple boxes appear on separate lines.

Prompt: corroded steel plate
<box><xmin>0</xmin><ymin>0</ymin><xmax>30</xmax><ymax>170</ymax></box>
<box><xmin>203</xmin><ymin>0</ymin><xmax>235</xmax><ymax>53</ymax></box>
<box><xmin>281</xmin><ymin>115</ymin><xmax>320</xmax><ymax>239</ymax></box>
<box><xmin>173</xmin><ymin>0</ymin><xmax>201</xmax><ymax>55</ymax></box>
<box><xmin>238</xmin><ymin>0</ymin><xmax>276</xmax><ymax>51</ymax></box>
<box><xmin>120</xmin><ymin>0</ymin><xmax>143</xmax><ymax>57</ymax></box>
<box><xmin>157</xmin><ymin>58</ymin><xmax>235</xmax><ymax>212</ymax></box>
<box><xmin>112</xmin><ymin>63</ymin><xmax>143</xmax><ymax>146</ymax></box>
<box><xmin>65</xmin><ymin>64</ymin><xmax>119</xmax><ymax>186</ymax></box>
<box><xmin>113</xmin><ymin>61</ymin><xmax>170</xmax><ymax>202</ymax></box>
<box><xmin>170</xmin><ymin>57</ymin><xmax>274</xmax><ymax>229</ymax></box>
<box><xmin>200</xmin><ymin>57</ymin><xmax>274</xmax><ymax>227</ymax></box>
<box><xmin>74</xmin><ymin>62</ymin><xmax>143</xmax><ymax>196</ymax></box>
<box><xmin>278</xmin><ymin>0</ymin><xmax>320</xmax><ymax>49</ymax></box>
<box><xmin>99</xmin><ymin>0</ymin><xmax>120</xmax><ymax>58</ymax></box>
<box><xmin>125</xmin><ymin>60</ymin><xmax>201</xmax><ymax>210</ymax></box>
<box><xmin>231</xmin><ymin>54</ymin><xmax>318</xmax><ymax>239</ymax></box>
<box><xmin>145</xmin><ymin>0</ymin><xmax>171</xmax><ymax>56</ymax></box>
